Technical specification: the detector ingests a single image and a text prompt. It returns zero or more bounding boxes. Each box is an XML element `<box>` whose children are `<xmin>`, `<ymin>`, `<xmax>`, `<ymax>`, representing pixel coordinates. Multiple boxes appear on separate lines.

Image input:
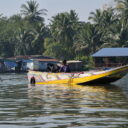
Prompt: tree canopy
<box><xmin>0</xmin><ymin>0</ymin><xmax>127</xmax><ymax>67</ymax></box>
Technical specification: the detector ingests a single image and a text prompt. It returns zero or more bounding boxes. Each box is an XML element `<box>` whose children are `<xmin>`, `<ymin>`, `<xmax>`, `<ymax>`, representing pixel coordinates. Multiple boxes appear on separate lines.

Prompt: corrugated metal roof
<box><xmin>92</xmin><ymin>48</ymin><xmax>128</xmax><ymax>57</ymax></box>
<box><xmin>8</xmin><ymin>55</ymin><xmax>54</xmax><ymax>60</ymax></box>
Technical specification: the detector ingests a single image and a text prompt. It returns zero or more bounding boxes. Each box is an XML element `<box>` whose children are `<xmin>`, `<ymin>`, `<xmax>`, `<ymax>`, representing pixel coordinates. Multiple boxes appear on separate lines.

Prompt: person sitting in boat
<box><xmin>59</xmin><ymin>60</ymin><xmax>70</xmax><ymax>73</ymax></box>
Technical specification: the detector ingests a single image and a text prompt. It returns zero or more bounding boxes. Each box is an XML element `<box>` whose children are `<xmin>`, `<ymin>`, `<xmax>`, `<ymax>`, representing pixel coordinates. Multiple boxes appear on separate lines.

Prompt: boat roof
<box><xmin>92</xmin><ymin>48</ymin><xmax>128</xmax><ymax>57</ymax></box>
<box><xmin>67</xmin><ymin>60</ymin><xmax>83</xmax><ymax>63</ymax></box>
<box><xmin>35</xmin><ymin>59</ymin><xmax>59</xmax><ymax>62</ymax></box>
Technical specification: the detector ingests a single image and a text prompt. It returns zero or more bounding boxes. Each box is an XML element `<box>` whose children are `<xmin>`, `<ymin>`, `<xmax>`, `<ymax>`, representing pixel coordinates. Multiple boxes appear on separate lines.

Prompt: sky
<box><xmin>0</xmin><ymin>0</ymin><xmax>113</xmax><ymax>24</ymax></box>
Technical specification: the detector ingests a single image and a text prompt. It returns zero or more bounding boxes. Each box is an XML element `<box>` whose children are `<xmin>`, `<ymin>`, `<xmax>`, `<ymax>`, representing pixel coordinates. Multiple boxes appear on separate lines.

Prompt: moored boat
<box><xmin>27</xmin><ymin>65</ymin><xmax>128</xmax><ymax>85</ymax></box>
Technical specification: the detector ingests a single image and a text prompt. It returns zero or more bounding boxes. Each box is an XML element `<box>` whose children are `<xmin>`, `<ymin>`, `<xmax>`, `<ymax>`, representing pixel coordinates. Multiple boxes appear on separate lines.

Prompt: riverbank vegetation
<box><xmin>0</xmin><ymin>0</ymin><xmax>128</xmax><ymax>68</ymax></box>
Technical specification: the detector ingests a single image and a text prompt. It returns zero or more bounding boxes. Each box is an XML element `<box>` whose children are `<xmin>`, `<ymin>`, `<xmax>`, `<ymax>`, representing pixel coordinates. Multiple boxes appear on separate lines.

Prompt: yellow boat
<box><xmin>27</xmin><ymin>65</ymin><xmax>128</xmax><ymax>85</ymax></box>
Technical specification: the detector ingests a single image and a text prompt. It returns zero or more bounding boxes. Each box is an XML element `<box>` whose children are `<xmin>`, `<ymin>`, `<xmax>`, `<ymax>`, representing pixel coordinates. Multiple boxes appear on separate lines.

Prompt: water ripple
<box><xmin>0</xmin><ymin>74</ymin><xmax>128</xmax><ymax>128</ymax></box>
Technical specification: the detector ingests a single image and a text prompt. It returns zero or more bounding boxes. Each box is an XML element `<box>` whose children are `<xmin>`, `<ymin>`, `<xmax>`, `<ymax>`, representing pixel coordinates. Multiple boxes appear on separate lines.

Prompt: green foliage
<box><xmin>44</xmin><ymin>38</ymin><xmax>72</xmax><ymax>60</ymax></box>
<box><xmin>21</xmin><ymin>0</ymin><xmax>47</xmax><ymax>23</ymax></box>
<box><xmin>48</xmin><ymin>10</ymin><xmax>79</xmax><ymax>59</ymax></box>
<box><xmin>75</xmin><ymin>55</ymin><xmax>94</xmax><ymax>70</ymax></box>
<box><xmin>0</xmin><ymin>0</ymin><xmax>127</xmax><ymax>70</ymax></box>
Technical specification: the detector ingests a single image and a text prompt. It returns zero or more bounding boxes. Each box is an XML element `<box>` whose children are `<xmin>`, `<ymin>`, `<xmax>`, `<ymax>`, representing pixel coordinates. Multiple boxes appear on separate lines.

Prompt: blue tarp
<box><xmin>4</xmin><ymin>61</ymin><xmax>17</xmax><ymax>68</ymax></box>
<box><xmin>92</xmin><ymin>48</ymin><xmax>128</xmax><ymax>57</ymax></box>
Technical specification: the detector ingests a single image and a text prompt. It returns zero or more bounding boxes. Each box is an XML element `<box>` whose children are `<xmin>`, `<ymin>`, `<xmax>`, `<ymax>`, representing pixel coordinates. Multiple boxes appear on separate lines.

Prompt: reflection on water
<box><xmin>0</xmin><ymin>73</ymin><xmax>128</xmax><ymax>128</ymax></box>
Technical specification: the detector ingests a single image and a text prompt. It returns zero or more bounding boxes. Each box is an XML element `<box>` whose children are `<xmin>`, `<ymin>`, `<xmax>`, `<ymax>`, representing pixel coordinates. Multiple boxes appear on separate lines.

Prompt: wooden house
<box><xmin>92</xmin><ymin>48</ymin><xmax>128</xmax><ymax>68</ymax></box>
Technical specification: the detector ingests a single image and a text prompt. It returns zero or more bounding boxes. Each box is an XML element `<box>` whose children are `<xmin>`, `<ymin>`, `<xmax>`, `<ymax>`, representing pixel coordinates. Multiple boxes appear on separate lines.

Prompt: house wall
<box><xmin>93</xmin><ymin>57</ymin><xmax>128</xmax><ymax>68</ymax></box>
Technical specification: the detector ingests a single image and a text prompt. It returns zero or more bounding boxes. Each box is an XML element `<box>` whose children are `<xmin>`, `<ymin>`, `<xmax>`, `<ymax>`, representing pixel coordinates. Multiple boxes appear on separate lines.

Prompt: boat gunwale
<box><xmin>28</xmin><ymin>65</ymin><xmax>128</xmax><ymax>85</ymax></box>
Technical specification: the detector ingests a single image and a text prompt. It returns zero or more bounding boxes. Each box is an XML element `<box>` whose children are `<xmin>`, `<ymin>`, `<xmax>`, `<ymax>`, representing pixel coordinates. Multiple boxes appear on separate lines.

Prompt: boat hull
<box><xmin>27</xmin><ymin>65</ymin><xmax>128</xmax><ymax>85</ymax></box>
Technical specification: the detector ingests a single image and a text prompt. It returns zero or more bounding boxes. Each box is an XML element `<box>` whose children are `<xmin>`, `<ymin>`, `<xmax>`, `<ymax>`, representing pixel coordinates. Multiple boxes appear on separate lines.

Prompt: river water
<box><xmin>0</xmin><ymin>73</ymin><xmax>128</xmax><ymax>128</ymax></box>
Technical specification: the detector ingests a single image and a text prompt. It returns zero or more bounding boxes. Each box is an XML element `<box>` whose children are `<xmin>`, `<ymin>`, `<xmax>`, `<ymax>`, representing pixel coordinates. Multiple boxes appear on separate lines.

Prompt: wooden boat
<box><xmin>27</xmin><ymin>65</ymin><xmax>128</xmax><ymax>85</ymax></box>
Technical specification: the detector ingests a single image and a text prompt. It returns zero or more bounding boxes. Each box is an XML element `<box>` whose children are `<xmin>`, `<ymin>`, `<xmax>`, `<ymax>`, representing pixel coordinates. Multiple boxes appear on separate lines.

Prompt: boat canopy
<box><xmin>92</xmin><ymin>48</ymin><xmax>128</xmax><ymax>57</ymax></box>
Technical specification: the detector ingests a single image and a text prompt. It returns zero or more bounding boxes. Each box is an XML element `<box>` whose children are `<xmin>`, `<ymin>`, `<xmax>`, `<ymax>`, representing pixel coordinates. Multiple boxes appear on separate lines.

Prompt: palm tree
<box><xmin>115</xmin><ymin>0</ymin><xmax>128</xmax><ymax>27</ymax></box>
<box><xmin>31</xmin><ymin>22</ymin><xmax>49</xmax><ymax>54</ymax></box>
<box><xmin>89</xmin><ymin>9</ymin><xmax>103</xmax><ymax>25</ymax></box>
<box><xmin>14</xmin><ymin>27</ymin><xmax>35</xmax><ymax>55</ymax></box>
<box><xmin>89</xmin><ymin>8</ymin><xmax>120</xmax><ymax>49</ymax></box>
<box><xmin>21</xmin><ymin>0</ymin><xmax>47</xmax><ymax>22</ymax></box>
<box><xmin>49</xmin><ymin>10</ymin><xmax>79</xmax><ymax>59</ymax></box>
<box><xmin>50</xmin><ymin>10</ymin><xmax>78</xmax><ymax>47</ymax></box>
<box><xmin>114</xmin><ymin>0</ymin><xmax>128</xmax><ymax>47</ymax></box>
